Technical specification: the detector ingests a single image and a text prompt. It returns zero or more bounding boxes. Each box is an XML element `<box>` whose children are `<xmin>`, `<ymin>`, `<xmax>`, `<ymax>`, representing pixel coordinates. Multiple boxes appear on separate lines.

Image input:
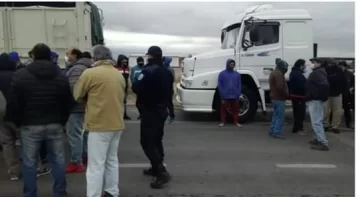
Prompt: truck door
<box><xmin>238</xmin><ymin>21</ymin><xmax>283</xmax><ymax>90</ymax></box>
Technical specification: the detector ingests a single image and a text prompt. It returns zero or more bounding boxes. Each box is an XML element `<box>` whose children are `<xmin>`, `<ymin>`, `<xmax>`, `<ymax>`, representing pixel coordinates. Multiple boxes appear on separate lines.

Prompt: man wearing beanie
<box><xmin>132</xmin><ymin>46</ymin><xmax>173</xmax><ymax>189</ymax></box>
<box><xmin>130</xmin><ymin>56</ymin><xmax>146</xmax><ymax>119</ymax></box>
<box><xmin>269</xmin><ymin>59</ymin><xmax>289</xmax><ymax>139</ymax></box>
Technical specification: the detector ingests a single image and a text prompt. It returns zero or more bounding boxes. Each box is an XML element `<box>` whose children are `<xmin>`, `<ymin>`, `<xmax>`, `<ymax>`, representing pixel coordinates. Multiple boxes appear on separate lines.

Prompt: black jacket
<box><xmin>132</xmin><ymin>58</ymin><xmax>174</xmax><ymax>109</ymax></box>
<box><xmin>325</xmin><ymin>65</ymin><xmax>347</xmax><ymax>97</ymax></box>
<box><xmin>0</xmin><ymin>53</ymin><xmax>16</xmax><ymax>121</ymax></box>
<box><xmin>7</xmin><ymin>60</ymin><xmax>74</xmax><ymax>126</ymax></box>
<box><xmin>305</xmin><ymin>67</ymin><xmax>329</xmax><ymax>102</ymax></box>
<box><xmin>289</xmin><ymin>67</ymin><xmax>306</xmax><ymax>99</ymax></box>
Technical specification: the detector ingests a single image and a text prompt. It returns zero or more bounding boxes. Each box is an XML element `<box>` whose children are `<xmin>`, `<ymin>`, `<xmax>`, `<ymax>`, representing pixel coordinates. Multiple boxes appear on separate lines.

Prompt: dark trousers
<box><xmin>291</xmin><ymin>100</ymin><xmax>306</xmax><ymax>132</ymax></box>
<box><xmin>140</xmin><ymin>107</ymin><xmax>168</xmax><ymax>175</ymax></box>
<box><xmin>220</xmin><ymin>99</ymin><xmax>239</xmax><ymax>124</ymax></box>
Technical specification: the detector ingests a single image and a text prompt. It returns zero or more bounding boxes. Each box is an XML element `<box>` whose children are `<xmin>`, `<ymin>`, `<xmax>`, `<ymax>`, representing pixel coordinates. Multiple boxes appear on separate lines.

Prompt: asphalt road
<box><xmin>0</xmin><ymin>108</ymin><xmax>354</xmax><ymax>197</ymax></box>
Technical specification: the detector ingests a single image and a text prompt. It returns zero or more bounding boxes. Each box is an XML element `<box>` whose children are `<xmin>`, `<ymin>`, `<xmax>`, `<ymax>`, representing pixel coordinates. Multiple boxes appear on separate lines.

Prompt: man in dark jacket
<box><xmin>269</xmin><ymin>59</ymin><xmax>289</xmax><ymax>139</ymax></box>
<box><xmin>132</xmin><ymin>46</ymin><xmax>172</xmax><ymax>189</ymax></box>
<box><xmin>116</xmin><ymin>54</ymin><xmax>131</xmax><ymax>120</ymax></box>
<box><xmin>130</xmin><ymin>56</ymin><xmax>145</xmax><ymax>120</ymax></box>
<box><xmin>339</xmin><ymin>61</ymin><xmax>354</xmax><ymax>128</ymax></box>
<box><xmin>65</xmin><ymin>47</ymin><xmax>92</xmax><ymax>173</ymax></box>
<box><xmin>306</xmin><ymin>58</ymin><xmax>330</xmax><ymax>151</ymax></box>
<box><xmin>289</xmin><ymin>59</ymin><xmax>307</xmax><ymax>135</ymax></box>
<box><xmin>7</xmin><ymin>43</ymin><xmax>73</xmax><ymax>196</ymax></box>
<box><xmin>217</xmin><ymin>59</ymin><xmax>242</xmax><ymax>127</ymax></box>
<box><xmin>323</xmin><ymin>59</ymin><xmax>347</xmax><ymax>133</ymax></box>
<box><xmin>0</xmin><ymin>53</ymin><xmax>21</xmax><ymax>181</ymax></box>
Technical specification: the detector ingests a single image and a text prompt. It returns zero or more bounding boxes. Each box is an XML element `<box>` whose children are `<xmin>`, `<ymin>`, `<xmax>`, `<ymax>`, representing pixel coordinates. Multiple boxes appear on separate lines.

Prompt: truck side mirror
<box><xmin>249</xmin><ymin>25</ymin><xmax>259</xmax><ymax>43</ymax></box>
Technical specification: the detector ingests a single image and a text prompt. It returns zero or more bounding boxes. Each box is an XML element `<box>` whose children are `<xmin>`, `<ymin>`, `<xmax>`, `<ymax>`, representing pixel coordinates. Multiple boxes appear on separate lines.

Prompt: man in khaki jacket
<box><xmin>73</xmin><ymin>45</ymin><xmax>125</xmax><ymax>197</ymax></box>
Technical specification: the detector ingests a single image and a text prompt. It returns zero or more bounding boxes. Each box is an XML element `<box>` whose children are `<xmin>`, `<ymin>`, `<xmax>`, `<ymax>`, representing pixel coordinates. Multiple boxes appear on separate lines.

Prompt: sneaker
<box><xmin>236</xmin><ymin>123</ymin><xmax>242</xmax><ymax>128</ymax></box>
<box><xmin>9</xmin><ymin>174</ymin><xmax>20</xmax><ymax>181</ymax></box>
<box><xmin>332</xmin><ymin>128</ymin><xmax>340</xmax><ymax>134</ymax></box>
<box><xmin>218</xmin><ymin>123</ymin><xmax>224</xmax><ymax>127</ymax></box>
<box><xmin>150</xmin><ymin>172</ymin><xmax>171</xmax><ymax>189</ymax></box>
<box><xmin>37</xmin><ymin>167</ymin><xmax>51</xmax><ymax>177</ymax></box>
<box><xmin>309</xmin><ymin>139</ymin><xmax>320</xmax><ymax>145</ymax></box>
<box><xmin>65</xmin><ymin>163</ymin><xmax>85</xmax><ymax>173</ymax></box>
<box><xmin>143</xmin><ymin>167</ymin><xmax>156</xmax><ymax>176</ymax></box>
<box><xmin>311</xmin><ymin>143</ymin><xmax>329</xmax><ymax>151</ymax></box>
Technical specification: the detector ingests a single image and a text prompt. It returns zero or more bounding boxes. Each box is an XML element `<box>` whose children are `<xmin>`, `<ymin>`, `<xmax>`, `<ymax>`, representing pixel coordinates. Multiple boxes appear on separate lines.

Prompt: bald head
<box><xmin>66</xmin><ymin>47</ymin><xmax>82</xmax><ymax>63</ymax></box>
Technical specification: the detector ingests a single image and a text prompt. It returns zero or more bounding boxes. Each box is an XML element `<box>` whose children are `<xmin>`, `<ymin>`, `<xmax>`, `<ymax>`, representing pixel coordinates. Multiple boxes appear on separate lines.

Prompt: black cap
<box><xmin>146</xmin><ymin>46</ymin><xmax>162</xmax><ymax>56</ymax></box>
<box><xmin>137</xmin><ymin>56</ymin><xmax>144</xmax><ymax>63</ymax></box>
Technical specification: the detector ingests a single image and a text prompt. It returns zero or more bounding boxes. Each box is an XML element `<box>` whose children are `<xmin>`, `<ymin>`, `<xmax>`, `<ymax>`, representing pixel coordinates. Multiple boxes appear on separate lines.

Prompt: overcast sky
<box><xmin>95</xmin><ymin>2</ymin><xmax>355</xmax><ymax>58</ymax></box>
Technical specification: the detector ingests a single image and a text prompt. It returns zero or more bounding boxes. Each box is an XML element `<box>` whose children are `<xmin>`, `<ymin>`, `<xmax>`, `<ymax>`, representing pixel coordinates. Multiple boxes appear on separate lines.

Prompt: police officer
<box><xmin>132</xmin><ymin>46</ymin><xmax>173</xmax><ymax>189</ymax></box>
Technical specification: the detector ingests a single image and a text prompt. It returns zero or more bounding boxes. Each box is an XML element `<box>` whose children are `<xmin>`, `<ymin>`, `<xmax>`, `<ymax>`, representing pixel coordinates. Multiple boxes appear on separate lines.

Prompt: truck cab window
<box><xmin>221</xmin><ymin>23</ymin><xmax>241</xmax><ymax>49</ymax></box>
<box><xmin>243</xmin><ymin>22</ymin><xmax>280</xmax><ymax>47</ymax></box>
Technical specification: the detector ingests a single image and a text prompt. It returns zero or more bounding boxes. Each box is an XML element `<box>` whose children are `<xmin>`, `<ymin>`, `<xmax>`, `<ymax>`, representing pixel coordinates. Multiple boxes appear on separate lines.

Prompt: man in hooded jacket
<box><xmin>217</xmin><ymin>59</ymin><xmax>242</xmax><ymax>127</ymax></box>
<box><xmin>9</xmin><ymin>51</ymin><xmax>26</xmax><ymax>70</ymax></box>
<box><xmin>0</xmin><ymin>53</ymin><xmax>21</xmax><ymax>181</ymax></box>
<box><xmin>163</xmin><ymin>56</ymin><xmax>175</xmax><ymax>123</ymax></box>
<box><xmin>269</xmin><ymin>59</ymin><xmax>289</xmax><ymax>139</ymax></box>
<box><xmin>116</xmin><ymin>54</ymin><xmax>131</xmax><ymax>120</ymax></box>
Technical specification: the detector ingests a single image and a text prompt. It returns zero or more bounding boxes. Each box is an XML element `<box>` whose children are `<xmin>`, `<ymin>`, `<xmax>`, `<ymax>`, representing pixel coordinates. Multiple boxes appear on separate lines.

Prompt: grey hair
<box><xmin>92</xmin><ymin>45</ymin><xmax>113</xmax><ymax>61</ymax></box>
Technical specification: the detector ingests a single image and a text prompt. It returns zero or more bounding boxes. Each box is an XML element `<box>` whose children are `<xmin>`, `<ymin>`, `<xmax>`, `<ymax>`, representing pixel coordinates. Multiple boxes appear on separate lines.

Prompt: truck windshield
<box><xmin>221</xmin><ymin>23</ymin><xmax>241</xmax><ymax>49</ymax></box>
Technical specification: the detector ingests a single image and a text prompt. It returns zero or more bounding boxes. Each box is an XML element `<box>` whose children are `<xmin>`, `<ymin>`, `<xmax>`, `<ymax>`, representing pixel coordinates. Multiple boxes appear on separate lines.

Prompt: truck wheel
<box><xmin>234</xmin><ymin>85</ymin><xmax>258</xmax><ymax>123</ymax></box>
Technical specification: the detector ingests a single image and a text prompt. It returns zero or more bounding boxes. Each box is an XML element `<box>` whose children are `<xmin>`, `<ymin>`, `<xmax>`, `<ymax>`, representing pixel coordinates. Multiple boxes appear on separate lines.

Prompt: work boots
<box><xmin>146</xmin><ymin>165</ymin><xmax>171</xmax><ymax>189</ymax></box>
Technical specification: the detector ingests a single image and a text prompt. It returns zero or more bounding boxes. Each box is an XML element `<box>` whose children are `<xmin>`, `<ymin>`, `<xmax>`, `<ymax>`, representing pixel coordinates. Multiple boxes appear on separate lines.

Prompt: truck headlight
<box><xmin>182</xmin><ymin>79</ymin><xmax>193</xmax><ymax>88</ymax></box>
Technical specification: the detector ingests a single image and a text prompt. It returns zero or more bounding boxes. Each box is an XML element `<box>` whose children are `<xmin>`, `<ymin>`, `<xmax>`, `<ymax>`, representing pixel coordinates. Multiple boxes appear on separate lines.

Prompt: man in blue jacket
<box><xmin>217</xmin><ymin>59</ymin><xmax>242</xmax><ymax>127</ymax></box>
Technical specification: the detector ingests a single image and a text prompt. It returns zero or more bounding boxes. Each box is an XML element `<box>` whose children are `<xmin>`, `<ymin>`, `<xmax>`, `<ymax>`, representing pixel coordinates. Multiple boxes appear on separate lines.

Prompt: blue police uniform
<box><xmin>132</xmin><ymin>46</ymin><xmax>173</xmax><ymax>189</ymax></box>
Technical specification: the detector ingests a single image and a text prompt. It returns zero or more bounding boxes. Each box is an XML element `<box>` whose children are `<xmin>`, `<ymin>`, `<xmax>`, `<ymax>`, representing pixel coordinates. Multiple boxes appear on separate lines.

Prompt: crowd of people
<box><xmin>0</xmin><ymin>44</ymin><xmax>175</xmax><ymax>197</ymax></box>
<box><xmin>0</xmin><ymin>42</ymin><xmax>355</xmax><ymax>196</ymax></box>
<box><xmin>218</xmin><ymin>57</ymin><xmax>354</xmax><ymax>151</ymax></box>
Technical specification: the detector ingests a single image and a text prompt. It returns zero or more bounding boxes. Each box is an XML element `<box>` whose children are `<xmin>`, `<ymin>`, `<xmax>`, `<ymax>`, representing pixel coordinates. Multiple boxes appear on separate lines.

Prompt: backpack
<box><xmin>0</xmin><ymin>90</ymin><xmax>6</xmax><ymax>121</ymax></box>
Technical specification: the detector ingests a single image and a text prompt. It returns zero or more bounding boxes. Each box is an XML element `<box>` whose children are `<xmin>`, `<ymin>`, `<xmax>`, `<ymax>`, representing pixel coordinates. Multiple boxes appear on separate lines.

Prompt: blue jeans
<box><xmin>270</xmin><ymin>100</ymin><xmax>285</xmax><ymax>135</ymax></box>
<box><xmin>21</xmin><ymin>124</ymin><xmax>66</xmax><ymax>197</ymax></box>
<box><xmin>307</xmin><ymin>100</ymin><xmax>328</xmax><ymax>146</ymax></box>
<box><xmin>67</xmin><ymin>113</ymin><xmax>87</xmax><ymax>165</ymax></box>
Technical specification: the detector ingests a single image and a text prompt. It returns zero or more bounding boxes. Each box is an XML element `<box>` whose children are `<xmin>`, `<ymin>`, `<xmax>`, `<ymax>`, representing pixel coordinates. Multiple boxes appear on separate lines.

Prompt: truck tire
<box><xmin>214</xmin><ymin>84</ymin><xmax>258</xmax><ymax>123</ymax></box>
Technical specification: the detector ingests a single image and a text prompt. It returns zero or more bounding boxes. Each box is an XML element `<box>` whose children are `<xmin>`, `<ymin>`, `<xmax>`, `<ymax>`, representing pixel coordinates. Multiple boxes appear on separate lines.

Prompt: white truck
<box><xmin>177</xmin><ymin>4</ymin><xmax>314</xmax><ymax>122</ymax></box>
<box><xmin>0</xmin><ymin>2</ymin><xmax>104</xmax><ymax>67</ymax></box>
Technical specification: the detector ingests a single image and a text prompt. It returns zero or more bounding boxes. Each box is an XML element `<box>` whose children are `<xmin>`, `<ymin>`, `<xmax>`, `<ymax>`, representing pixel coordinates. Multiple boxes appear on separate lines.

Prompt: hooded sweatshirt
<box><xmin>130</xmin><ymin>61</ymin><xmax>145</xmax><ymax>84</ymax></box>
<box><xmin>9</xmin><ymin>51</ymin><xmax>26</xmax><ymax>70</ymax></box>
<box><xmin>116</xmin><ymin>54</ymin><xmax>130</xmax><ymax>92</ymax></box>
<box><xmin>305</xmin><ymin>66</ymin><xmax>330</xmax><ymax>101</ymax></box>
<box><xmin>269</xmin><ymin>59</ymin><xmax>289</xmax><ymax>100</ymax></box>
<box><xmin>217</xmin><ymin>59</ymin><xmax>241</xmax><ymax>100</ymax></box>
<box><xmin>7</xmin><ymin>60</ymin><xmax>73</xmax><ymax>126</ymax></box>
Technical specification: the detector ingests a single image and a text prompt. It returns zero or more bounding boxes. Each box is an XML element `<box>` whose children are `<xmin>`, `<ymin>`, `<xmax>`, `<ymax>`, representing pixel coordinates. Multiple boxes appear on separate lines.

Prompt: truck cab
<box><xmin>176</xmin><ymin>4</ymin><xmax>314</xmax><ymax>122</ymax></box>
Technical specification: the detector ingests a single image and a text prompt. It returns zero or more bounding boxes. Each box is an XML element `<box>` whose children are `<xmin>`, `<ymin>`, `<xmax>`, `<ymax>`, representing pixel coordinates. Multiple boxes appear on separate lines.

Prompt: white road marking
<box><xmin>118</xmin><ymin>163</ymin><xmax>167</xmax><ymax>168</ymax></box>
<box><xmin>276</xmin><ymin>164</ymin><xmax>337</xmax><ymax>169</ymax></box>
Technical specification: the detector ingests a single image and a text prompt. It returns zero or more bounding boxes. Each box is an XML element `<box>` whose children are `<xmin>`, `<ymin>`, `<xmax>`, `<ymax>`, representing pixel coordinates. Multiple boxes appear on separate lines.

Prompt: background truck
<box><xmin>177</xmin><ymin>4</ymin><xmax>314</xmax><ymax>123</ymax></box>
<box><xmin>0</xmin><ymin>2</ymin><xmax>104</xmax><ymax>67</ymax></box>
